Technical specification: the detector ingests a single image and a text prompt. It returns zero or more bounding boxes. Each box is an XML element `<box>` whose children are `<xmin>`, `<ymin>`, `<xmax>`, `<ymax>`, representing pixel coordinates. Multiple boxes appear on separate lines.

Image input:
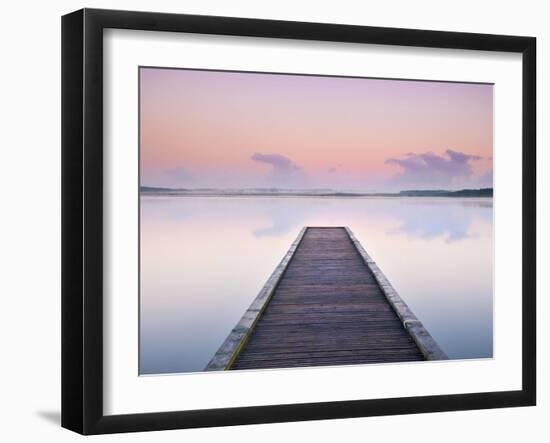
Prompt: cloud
<box><xmin>385</xmin><ymin>149</ymin><xmax>482</xmax><ymax>189</ymax></box>
<box><xmin>251</xmin><ymin>152</ymin><xmax>307</xmax><ymax>188</ymax></box>
<box><xmin>251</xmin><ymin>152</ymin><xmax>302</xmax><ymax>172</ymax></box>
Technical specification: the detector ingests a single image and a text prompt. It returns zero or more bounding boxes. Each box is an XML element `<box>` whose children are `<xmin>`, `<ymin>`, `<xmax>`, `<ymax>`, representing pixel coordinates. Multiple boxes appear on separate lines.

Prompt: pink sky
<box><xmin>140</xmin><ymin>67</ymin><xmax>493</xmax><ymax>191</ymax></box>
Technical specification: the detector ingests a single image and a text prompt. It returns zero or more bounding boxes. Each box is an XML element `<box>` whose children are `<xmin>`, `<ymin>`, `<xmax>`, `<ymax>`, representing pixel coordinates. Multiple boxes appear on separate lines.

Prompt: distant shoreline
<box><xmin>140</xmin><ymin>187</ymin><xmax>493</xmax><ymax>198</ymax></box>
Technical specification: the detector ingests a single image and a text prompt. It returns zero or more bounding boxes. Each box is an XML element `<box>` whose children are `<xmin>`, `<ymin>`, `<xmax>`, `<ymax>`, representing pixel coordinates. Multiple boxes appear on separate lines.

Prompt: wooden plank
<box><xmin>207</xmin><ymin>226</ymin><xmax>447</xmax><ymax>371</ymax></box>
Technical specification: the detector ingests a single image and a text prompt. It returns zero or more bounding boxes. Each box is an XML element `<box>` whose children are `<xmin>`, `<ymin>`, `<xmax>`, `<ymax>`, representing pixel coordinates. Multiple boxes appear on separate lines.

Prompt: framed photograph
<box><xmin>61</xmin><ymin>8</ymin><xmax>536</xmax><ymax>434</ymax></box>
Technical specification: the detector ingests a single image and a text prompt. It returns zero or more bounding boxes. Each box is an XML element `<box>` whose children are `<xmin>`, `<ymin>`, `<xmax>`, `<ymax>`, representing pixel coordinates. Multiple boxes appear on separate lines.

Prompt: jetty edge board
<box><xmin>205</xmin><ymin>226</ymin><xmax>447</xmax><ymax>371</ymax></box>
<box><xmin>204</xmin><ymin>227</ymin><xmax>308</xmax><ymax>371</ymax></box>
<box><xmin>344</xmin><ymin>227</ymin><xmax>448</xmax><ymax>361</ymax></box>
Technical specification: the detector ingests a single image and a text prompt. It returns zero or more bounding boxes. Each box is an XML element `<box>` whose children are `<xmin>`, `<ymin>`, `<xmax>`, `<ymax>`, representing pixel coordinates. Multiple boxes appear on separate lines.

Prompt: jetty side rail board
<box><xmin>205</xmin><ymin>227</ymin><xmax>308</xmax><ymax>371</ymax></box>
<box><xmin>344</xmin><ymin>227</ymin><xmax>448</xmax><ymax>360</ymax></box>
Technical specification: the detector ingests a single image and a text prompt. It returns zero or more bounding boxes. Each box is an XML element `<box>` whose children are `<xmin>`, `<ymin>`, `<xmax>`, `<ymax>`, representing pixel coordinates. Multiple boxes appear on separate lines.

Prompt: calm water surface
<box><xmin>140</xmin><ymin>196</ymin><xmax>493</xmax><ymax>374</ymax></box>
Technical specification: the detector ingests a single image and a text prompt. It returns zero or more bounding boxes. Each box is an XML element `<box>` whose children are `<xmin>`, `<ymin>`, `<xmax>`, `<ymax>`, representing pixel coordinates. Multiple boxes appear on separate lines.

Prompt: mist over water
<box><xmin>139</xmin><ymin>196</ymin><xmax>493</xmax><ymax>374</ymax></box>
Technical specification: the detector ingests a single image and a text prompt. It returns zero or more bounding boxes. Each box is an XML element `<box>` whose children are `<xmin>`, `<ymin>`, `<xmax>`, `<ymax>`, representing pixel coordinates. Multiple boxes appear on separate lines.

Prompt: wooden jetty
<box><xmin>205</xmin><ymin>227</ymin><xmax>447</xmax><ymax>371</ymax></box>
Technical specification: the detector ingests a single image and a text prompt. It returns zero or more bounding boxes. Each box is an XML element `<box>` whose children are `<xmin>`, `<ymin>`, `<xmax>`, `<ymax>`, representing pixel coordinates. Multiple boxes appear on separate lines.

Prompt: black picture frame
<box><xmin>61</xmin><ymin>8</ymin><xmax>536</xmax><ymax>435</ymax></box>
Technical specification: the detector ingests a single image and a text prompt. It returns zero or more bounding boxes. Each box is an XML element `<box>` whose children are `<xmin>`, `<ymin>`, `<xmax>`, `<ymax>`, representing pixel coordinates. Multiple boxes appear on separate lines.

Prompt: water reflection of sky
<box><xmin>140</xmin><ymin>196</ymin><xmax>493</xmax><ymax>374</ymax></box>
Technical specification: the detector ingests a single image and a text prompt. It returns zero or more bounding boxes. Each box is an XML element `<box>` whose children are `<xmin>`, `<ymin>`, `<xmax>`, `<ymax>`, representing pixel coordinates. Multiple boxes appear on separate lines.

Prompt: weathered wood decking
<box><xmin>205</xmin><ymin>227</ymin><xmax>447</xmax><ymax>371</ymax></box>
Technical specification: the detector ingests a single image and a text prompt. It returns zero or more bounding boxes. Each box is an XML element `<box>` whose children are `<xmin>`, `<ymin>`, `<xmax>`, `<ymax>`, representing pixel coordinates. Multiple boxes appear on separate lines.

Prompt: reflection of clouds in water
<box><xmin>143</xmin><ymin>195</ymin><xmax>493</xmax><ymax>244</ymax></box>
<box><xmin>253</xmin><ymin>208</ymin><xmax>301</xmax><ymax>238</ymax></box>
<box><xmin>252</xmin><ymin>198</ymin><xmax>326</xmax><ymax>238</ymax></box>
<box><xmin>252</xmin><ymin>197</ymin><xmax>493</xmax><ymax>243</ymax></box>
<box><xmin>387</xmin><ymin>211</ymin><xmax>475</xmax><ymax>243</ymax></box>
<box><xmin>385</xmin><ymin>199</ymin><xmax>492</xmax><ymax>242</ymax></box>
<box><xmin>384</xmin><ymin>203</ymin><xmax>460</xmax><ymax>241</ymax></box>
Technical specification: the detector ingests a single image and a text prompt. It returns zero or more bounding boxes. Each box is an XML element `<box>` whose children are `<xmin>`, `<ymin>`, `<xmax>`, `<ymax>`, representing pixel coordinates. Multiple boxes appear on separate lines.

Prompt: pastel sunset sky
<box><xmin>140</xmin><ymin>67</ymin><xmax>493</xmax><ymax>192</ymax></box>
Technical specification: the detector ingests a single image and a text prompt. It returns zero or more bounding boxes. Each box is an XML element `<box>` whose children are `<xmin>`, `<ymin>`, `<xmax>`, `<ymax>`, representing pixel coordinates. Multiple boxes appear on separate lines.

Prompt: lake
<box><xmin>139</xmin><ymin>196</ymin><xmax>493</xmax><ymax>374</ymax></box>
